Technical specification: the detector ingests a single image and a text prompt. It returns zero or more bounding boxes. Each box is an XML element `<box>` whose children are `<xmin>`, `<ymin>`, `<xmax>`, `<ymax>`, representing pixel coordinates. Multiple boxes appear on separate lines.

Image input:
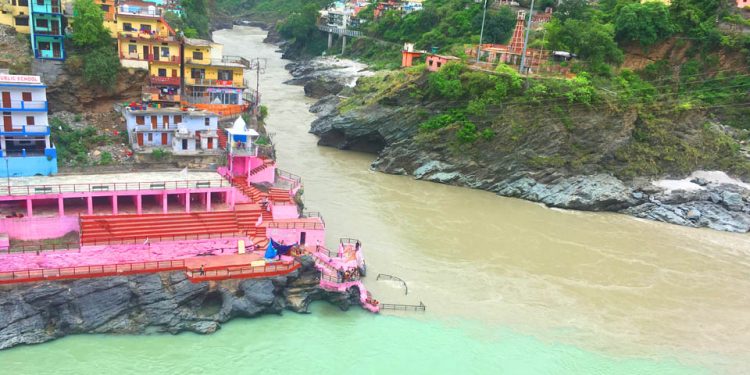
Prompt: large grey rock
<box><xmin>496</xmin><ymin>174</ymin><xmax>636</xmax><ymax>211</ymax></box>
<box><xmin>0</xmin><ymin>256</ymin><xmax>358</xmax><ymax>350</ymax></box>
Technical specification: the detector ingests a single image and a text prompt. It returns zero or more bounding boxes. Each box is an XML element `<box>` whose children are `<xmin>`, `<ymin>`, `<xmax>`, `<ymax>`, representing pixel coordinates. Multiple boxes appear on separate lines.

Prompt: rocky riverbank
<box><xmin>0</xmin><ymin>256</ymin><xmax>359</xmax><ymax>350</ymax></box>
<box><xmin>284</xmin><ymin>59</ymin><xmax>750</xmax><ymax>233</ymax></box>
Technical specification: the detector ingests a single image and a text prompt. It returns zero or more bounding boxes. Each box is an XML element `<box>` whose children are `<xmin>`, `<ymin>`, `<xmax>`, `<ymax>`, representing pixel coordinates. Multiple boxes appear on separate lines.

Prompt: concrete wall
<box><xmin>0</xmin><ymin>215</ymin><xmax>78</xmax><ymax>240</ymax></box>
<box><xmin>271</xmin><ymin>204</ymin><xmax>298</xmax><ymax>220</ymax></box>
<box><xmin>266</xmin><ymin>227</ymin><xmax>324</xmax><ymax>246</ymax></box>
<box><xmin>0</xmin><ymin>155</ymin><xmax>57</xmax><ymax>176</ymax></box>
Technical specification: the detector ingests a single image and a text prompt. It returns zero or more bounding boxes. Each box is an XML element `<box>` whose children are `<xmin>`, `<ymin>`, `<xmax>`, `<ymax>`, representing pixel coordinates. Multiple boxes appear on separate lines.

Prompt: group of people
<box><xmin>338</xmin><ymin>267</ymin><xmax>361</xmax><ymax>283</ymax></box>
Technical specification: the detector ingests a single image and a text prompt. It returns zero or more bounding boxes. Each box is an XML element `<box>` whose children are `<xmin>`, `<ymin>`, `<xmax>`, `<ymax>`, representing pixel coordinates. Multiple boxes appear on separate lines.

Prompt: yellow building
<box><xmin>183</xmin><ymin>37</ymin><xmax>250</xmax><ymax>109</ymax></box>
<box><xmin>116</xmin><ymin>1</ymin><xmax>177</xmax><ymax>69</ymax></box>
<box><xmin>0</xmin><ymin>0</ymin><xmax>32</xmax><ymax>34</ymax></box>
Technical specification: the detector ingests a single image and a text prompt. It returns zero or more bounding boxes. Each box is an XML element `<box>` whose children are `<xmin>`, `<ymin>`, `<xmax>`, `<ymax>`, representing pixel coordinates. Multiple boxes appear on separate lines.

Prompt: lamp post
<box><xmin>476</xmin><ymin>0</ymin><xmax>488</xmax><ymax>63</ymax></box>
<box><xmin>4</xmin><ymin>156</ymin><xmax>9</xmax><ymax>195</ymax></box>
<box><xmin>519</xmin><ymin>0</ymin><xmax>535</xmax><ymax>74</ymax></box>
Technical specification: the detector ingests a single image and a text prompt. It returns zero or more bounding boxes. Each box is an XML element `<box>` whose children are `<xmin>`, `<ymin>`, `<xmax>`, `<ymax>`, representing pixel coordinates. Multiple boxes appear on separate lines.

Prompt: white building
<box><xmin>122</xmin><ymin>105</ymin><xmax>220</xmax><ymax>154</ymax></box>
<box><xmin>0</xmin><ymin>71</ymin><xmax>57</xmax><ymax>176</ymax></box>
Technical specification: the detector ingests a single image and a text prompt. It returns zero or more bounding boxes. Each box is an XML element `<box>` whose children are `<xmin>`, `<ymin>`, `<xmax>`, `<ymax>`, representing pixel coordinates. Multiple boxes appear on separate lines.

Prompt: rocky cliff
<box><xmin>0</xmin><ymin>256</ymin><xmax>357</xmax><ymax>350</ymax></box>
<box><xmin>299</xmin><ymin>64</ymin><xmax>750</xmax><ymax>233</ymax></box>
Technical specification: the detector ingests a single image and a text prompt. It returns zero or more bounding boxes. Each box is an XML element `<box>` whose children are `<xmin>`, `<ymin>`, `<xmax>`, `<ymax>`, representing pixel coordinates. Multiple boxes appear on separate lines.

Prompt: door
<box><xmin>195</xmin><ymin>131</ymin><xmax>201</xmax><ymax>149</ymax></box>
<box><xmin>1</xmin><ymin>92</ymin><xmax>10</xmax><ymax>108</ymax></box>
<box><xmin>300</xmin><ymin>232</ymin><xmax>306</xmax><ymax>245</ymax></box>
<box><xmin>207</xmin><ymin>138</ymin><xmax>213</xmax><ymax>150</ymax></box>
<box><xmin>171</xmin><ymin>69</ymin><xmax>177</xmax><ymax>77</ymax></box>
<box><xmin>137</xmin><ymin>133</ymin><xmax>144</xmax><ymax>146</ymax></box>
<box><xmin>3</xmin><ymin>113</ymin><xmax>11</xmax><ymax>132</ymax></box>
<box><xmin>52</xmin><ymin>43</ymin><xmax>61</xmax><ymax>58</ymax></box>
<box><xmin>51</xmin><ymin>22</ymin><xmax>59</xmax><ymax>35</ymax></box>
<box><xmin>142</xmin><ymin>45</ymin><xmax>149</xmax><ymax>60</ymax></box>
<box><xmin>161</xmin><ymin>133</ymin><xmax>167</xmax><ymax>145</ymax></box>
<box><xmin>151</xmin><ymin>116</ymin><xmax>157</xmax><ymax>129</ymax></box>
<box><xmin>163</xmin><ymin>116</ymin><xmax>169</xmax><ymax>128</ymax></box>
<box><xmin>153</xmin><ymin>46</ymin><xmax>159</xmax><ymax>61</ymax></box>
<box><xmin>182</xmin><ymin>139</ymin><xmax>188</xmax><ymax>150</ymax></box>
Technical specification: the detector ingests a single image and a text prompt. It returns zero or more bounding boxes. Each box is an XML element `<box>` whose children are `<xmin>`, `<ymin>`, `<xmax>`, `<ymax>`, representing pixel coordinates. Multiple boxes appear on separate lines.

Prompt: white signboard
<box><xmin>0</xmin><ymin>74</ymin><xmax>42</xmax><ymax>84</ymax></box>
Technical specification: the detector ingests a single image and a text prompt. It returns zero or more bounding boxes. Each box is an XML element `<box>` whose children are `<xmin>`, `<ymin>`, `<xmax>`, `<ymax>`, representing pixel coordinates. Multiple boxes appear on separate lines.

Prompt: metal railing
<box><xmin>185</xmin><ymin>55</ymin><xmax>251</xmax><ymax>68</ymax></box>
<box><xmin>0</xmin><ymin>179</ymin><xmax>231</xmax><ymax>196</ymax></box>
<box><xmin>379</xmin><ymin>302</ymin><xmax>426</xmax><ymax>312</ymax></box>
<box><xmin>33</xmin><ymin>28</ymin><xmax>63</xmax><ymax>36</ymax></box>
<box><xmin>149</xmin><ymin>75</ymin><xmax>180</xmax><ymax>86</ymax></box>
<box><xmin>118</xmin><ymin>30</ymin><xmax>173</xmax><ymax>41</ymax></box>
<box><xmin>118</xmin><ymin>6</ymin><xmax>161</xmax><ymax>16</ymax></box>
<box><xmin>185</xmin><ymin>260</ymin><xmax>300</xmax><ymax>281</ymax></box>
<box><xmin>0</xmin><ymin>100</ymin><xmax>48</xmax><ymax>111</ymax></box>
<box><xmin>0</xmin><ymin>124</ymin><xmax>51</xmax><ymax>135</ymax></box>
<box><xmin>317</xmin><ymin>25</ymin><xmax>363</xmax><ymax>37</ymax></box>
<box><xmin>120</xmin><ymin>52</ymin><xmax>179</xmax><ymax>64</ymax></box>
<box><xmin>4</xmin><ymin>242</ymin><xmax>79</xmax><ymax>254</ymax></box>
<box><xmin>0</xmin><ymin>259</ymin><xmax>185</xmax><ymax>284</ymax></box>
<box><xmin>81</xmin><ymin>232</ymin><xmax>243</xmax><ymax>246</ymax></box>
<box><xmin>187</xmin><ymin>78</ymin><xmax>246</xmax><ymax>88</ymax></box>
<box><xmin>376</xmin><ymin>273</ymin><xmax>408</xmax><ymax>295</ymax></box>
<box><xmin>265</xmin><ymin>221</ymin><xmax>325</xmax><ymax>230</ymax></box>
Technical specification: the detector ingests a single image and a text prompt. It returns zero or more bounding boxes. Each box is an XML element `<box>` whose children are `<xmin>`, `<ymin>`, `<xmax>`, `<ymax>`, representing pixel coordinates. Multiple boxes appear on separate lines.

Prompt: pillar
<box><xmin>341</xmin><ymin>35</ymin><xmax>347</xmax><ymax>55</ymax></box>
<box><xmin>162</xmin><ymin>193</ymin><xmax>168</xmax><ymax>214</ymax></box>
<box><xmin>206</xmin><ymin>191</ymin><xmax>211</xmax><ymax>212</ymax></box>
<box><xmin>185</xmin><ymin>193</ymin><xmax>190</xmax><ymax>213</ymax></box>
<box><xmin>26</xmin><ymin>198</ymin><xmax>32</xmax><ymax>217</ymax></box>
<box><xmin>229</xmin><ymin>189</ymin><xmax>235</xmax><ymax>210</ymax></box>
<box><xmin>57</xmin><ymin>196</ymin><xmax>64</xmax><ymax>217</ymax></box>
<box><xmin>328</xmin><ymin>32</ymin><xmax>333</xmax><ymax>49</ymax></box>
<box><xmin>111</xmin><ymin>195</ymin><xmax>118</xmax><ymax>214</ymax></box>
<box><xmin>136</xmin><ymin>194</ymin><xmax>142</xmax><ymax>215</ymax></box>
<box><xmin>87</xmin><ymin>196</ymin><xmax>93</xmax><ymax>215</ymax></box>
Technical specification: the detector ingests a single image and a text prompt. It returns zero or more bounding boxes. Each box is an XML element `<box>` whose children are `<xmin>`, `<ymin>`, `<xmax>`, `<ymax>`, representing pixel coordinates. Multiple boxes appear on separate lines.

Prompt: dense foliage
<box><xmin>71</xmin><ymin>0</ymin><xmax>111</xmax><ymax>48</ymax></box>
<box><xmin>70</xmin><ymin>0</ymin><xmax>121</xmax><ymax>89</ymax></box>
<box><xmin>181</xmin><ymin>0</ymin><xmax>211</xmax><ymax>38</ymax></box>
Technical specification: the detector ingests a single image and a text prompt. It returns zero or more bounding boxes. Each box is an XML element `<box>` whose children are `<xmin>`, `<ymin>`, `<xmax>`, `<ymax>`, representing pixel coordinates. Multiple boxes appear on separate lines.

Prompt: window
<box><xmin>147</xmin><ymin>133</ymin><xmax>152</xmax><ymax>142</ymax></box>
<box><xmin>15</xmin><ymin>17</ymin><xmax>28</xmax><ymax>26</ymax></box>
<box><xmin>123</xmin><ymin>22</ymin><xmax>132</xmax><ymax>31</ymax></box>
<box><xmin>437</xmin><ymin>62</ymin><xmax>442</xmax><ymax>68</ymax></box>
<box><xmin>158</xmin><ymin>68</ymin><xmax>167</xmax><ymax>77</ymax></box>
<box><xmin>21</xmin><ymin>92</ymin><xmax>31</xmax><ymax>101</ymax></box>
<box><xmin>38</xmin><ymin>41</ymin><xmax>50</xmax><ymax>51</ymax></box>
<box><xmin>101</xmin><ymin>4</ymin><xmax>109</xmax><ymax>11</ymax></box>
<box><xmin>161</xmin><ymin>47</ymin><xmax>169</xmax><ymax>57</ymax></box>
<box><xmin>26</xmin><ymin>116</ymin><xmax>34</xmax><ymax>125</ymax></box>
<box><xmin>135</xmin><ymin>115</ymin><xmax>145</xmax><ymax>125</ymax></box>
<box><xmin>192</xmin><ymin>51</ymin><xmax>203</xmax><ymax>60</ymax></box>
<box><xmin>174</xmin><ymin>115</ymin><xmax>182</xmax><ymax>124</ymax></box>
<box><xmin>428</xmin><ymin>60</ymin><xmax>433</xmax><ymax>66</ymax></box>
<box><xmin>128</xmin><ymin>44</ymin><xmax>137</xmax><ymax>54</ymax></box>
<box><xmin>36</xmin><ymin>0</ymin><xmax>43</xmax><ymax>5</ymax></box>
<box><xmin>217</xmin><ymin>70</ymin><xmax>233</xmax><ymax>81</ymax></box>
<box><xmin>204</xmin><ymin>118</ymin><xmax>210</xmax><ymax>126</ymax></box>
<box><xmin>140</xmin><ymin>24</ymin><xmax>151</xmax><ymax>33</ymax></box>
<box><xmin>190</xmin><ymin>68</ymin><xmax>205</xmax><ymax>79</ymax></box>
<box><xmin>35</xmin><ymin>18</ymin><xmax>48</xmax><ymax>28</ymax></box>
<box><xmin>18</xmin><ymin>0</ymin><xmax>28</xmax><ymax>6</ymax></box>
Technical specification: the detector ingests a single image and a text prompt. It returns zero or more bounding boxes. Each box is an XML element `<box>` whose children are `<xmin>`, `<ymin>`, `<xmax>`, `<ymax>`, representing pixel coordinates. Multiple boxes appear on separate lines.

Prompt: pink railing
<box><xmin>81</xmin><ymin>232</ymin><xmax>244</xmax><ymax>246</ymax></box>
<box><xmin>185</xmin><ymin>260</ymin><xmax>300</xmax><ymax>281</ymax></box>
<box><xmin>0</xmin><ymin>259</ymin><xmax>186</xmax><ymax>284</ymax></box>
<box><xmin>265</xmin><ymin>221</ymin><xmax>325</xmax><ymax>230</ymax></box>
<box><xmin>0</xmin><ymin>179</ymin><xmax>230</xmax><ymax>197</ymax></box>
<box><xmin>4</xmin><ymin>242</ymin><xmax>80</xmax><ymax>254</ymax></box>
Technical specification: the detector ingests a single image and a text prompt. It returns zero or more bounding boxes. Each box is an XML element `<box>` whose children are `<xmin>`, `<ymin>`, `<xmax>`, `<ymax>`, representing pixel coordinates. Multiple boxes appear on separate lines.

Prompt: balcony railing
<box><xmin>33</xmin><ymin>29</ymin><xmax>63</xmax><ymax>36</ymax></box>
<box><xmin>149</xmin><ymin>75</ymin><xmax>180</xmax><ymax>86</ymax></box>
<box><xmin>0</xmin><ymin>101</ymin><xmax>48</xmax><ymax>112</ymax></box>
<box><xmin>118</xmin><ymin>30</ymin><xmax>174</xmax><ymax>42</ymax></box>
<box><xmin>187</xmin><ymin>78</ymin><xmax>246</xmax><ymax>88</ymax></box>
<box><xmin>142</xmin><ymin>86</ymin><xmax>181</xmax><ymax>102</ymax></box>
<box><xmin>31</xmin><ymin>4</ymin><xmax>62</xmax><ymax>14</ymax></box>
<box><xmin>118</xmin><ymin>5</ymin><xmax>161</xmax><ymax>17</ymax></box>
<box><xmin>120</xmin><ymin>52</ymin><xmax>180</xmax><ymax>64</ymax></box>
<box><xmin>0</xmin><ymin>179</ymin><xmax>231</xmax><ymax>197</ymax></box>
<box><xmin>185</xmin><ymin>56</ymin><xmax>251</xmax><ymax>68</ymax></box>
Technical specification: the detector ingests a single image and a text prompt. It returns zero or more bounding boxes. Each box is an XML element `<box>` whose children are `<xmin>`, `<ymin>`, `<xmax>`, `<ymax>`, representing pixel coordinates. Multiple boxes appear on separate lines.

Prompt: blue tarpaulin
<box><xmin>271</xmin><ymin>239</ymin><xmax>296</xmax><ymax>256</ymax></box>
<box><xmin>232</xmin><ymin>134</ymin><xmax>248</xmax><ymax>142</ymax></box>
<box><xmin>264</xmin><ymin>241</ymin><xmax>277</xmax><ymax>259</ymax></box>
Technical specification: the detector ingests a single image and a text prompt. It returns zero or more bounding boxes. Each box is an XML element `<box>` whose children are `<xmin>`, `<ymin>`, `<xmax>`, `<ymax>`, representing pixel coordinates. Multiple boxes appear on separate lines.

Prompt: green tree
<box><xmin>71</xmin><ymin>0</ymin><xmax>111</xmax><ymax>48</ymax></box>
<box><xmin>82</xmin><ymin>47</ymin><xmax>120</xmax><ymax>89</ymax></box>
<box><xmin>547</xmin><ymin>19</ymin><xmax>623</xmax><ymax>74</ymax></box>
<box><xmin>554</xmin><ymin>0</ymin><xmax>593</xmax><ymax>22</ymax></box>
<box><xmin>614</xmin><ymin>2</ymin><xmax>673</xmax><ymax>46</ymax></box>
<box><xmin>472</xmin><ymin>6</ymin><xmax>517</xmax><ymax>44</ymax></box>
<box><xmin>181</xmin><ymin>0</ymin><xmax>210</xmax><ymax>38</ymax></box>
<box><xmin>277</xmin><ymin>3</ymin><xmax>320</xmax><ymax>43</ymax></box>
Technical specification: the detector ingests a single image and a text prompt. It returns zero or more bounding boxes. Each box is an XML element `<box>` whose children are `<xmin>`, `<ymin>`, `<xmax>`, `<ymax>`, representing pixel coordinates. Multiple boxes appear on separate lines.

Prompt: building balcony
<box><xmin>118</xmin><ymin>30</ymin><xmax>174</xmax><ymax>42</ymax></box>
<box><xmin>149</xmin><ymin>75</ymin><xmax>180</xmax><ymax>86</ymax></box>
<box><xmin>120</xmin><ymin>52</ymin><xmax>180</xmax><ymax>64</ymax></box>
<box><xmin>118</xmin><ymin>5</ymin><xmax>161</xmax><ymax>17</ymax></box>
<box><xmin>142</xmin><ymin>85</ymin><xmax>181</xmax><ymax>102</ymax></box>
<box><xmin>185</xmin><ymin>55</ymin><xmax>251</xmax><ymax>68</ymax></box>
<box><xmin>0</xmin><ymin>125</ymin><xmax>51</xmax><ymax>136</ymax></box>
<box><xmin>0</xmin><ymin>101</ymin><xmax>48</xmax><ymax>112</ymax></box>
<box><xmin>31</xmin><ymin>3</ymin><xmax>63</xmax><ymax>14</ymax></box>
<box><xmin>186</xmin><ymin>78</ymin><xmax>246</xmax><ymax>88</ymax></box>
<box><xmin>33</xmin><ymin>28</ymin><xmax>64</xmax><ymax>36</ymax></box>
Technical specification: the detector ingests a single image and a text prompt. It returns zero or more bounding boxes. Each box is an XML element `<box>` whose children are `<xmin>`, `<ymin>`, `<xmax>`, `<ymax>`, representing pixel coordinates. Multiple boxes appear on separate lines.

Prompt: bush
<box><xmin>456</xmin><ymin>122</ymin><xmax>479</xmax><ymax>143</ymax></box>
<box><xmin>82</xmin><ymin>47</ymin><xmax>120</xmax><ymax>89</ymax></box>
<box><xmin>99</xmin><ymin>151</ymin><xmax>113</xmax><ymax>165</ymax></box>
<box><xmin>71</xmin><ymin>0</ymin><xmax>111</xmax><ymax>49</ymax></box>
<box><xmin>151</xmin><ymin>149</ymin><xmax>170</xmax><ymax>160</ymax></box>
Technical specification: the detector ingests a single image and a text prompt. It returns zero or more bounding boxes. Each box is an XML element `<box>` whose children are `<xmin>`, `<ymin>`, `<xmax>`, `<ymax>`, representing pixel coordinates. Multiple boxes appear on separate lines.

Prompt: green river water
<box><xmin>1</xmin><ymin>26</ymin><xmax>748</xmax><ymax>374</ymax></box>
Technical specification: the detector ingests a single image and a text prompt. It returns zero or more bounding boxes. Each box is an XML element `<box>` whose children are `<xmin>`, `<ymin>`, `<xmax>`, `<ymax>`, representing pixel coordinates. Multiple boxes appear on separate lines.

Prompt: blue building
<box><xmin>0</xmin><ymin>72</ymin><xmax>58</xmax><ymax>176</ymax></box>
<box><xmin>29</xmin><ymin>0</ymin><xmax>66</xmax><ymax>60</ymax></box>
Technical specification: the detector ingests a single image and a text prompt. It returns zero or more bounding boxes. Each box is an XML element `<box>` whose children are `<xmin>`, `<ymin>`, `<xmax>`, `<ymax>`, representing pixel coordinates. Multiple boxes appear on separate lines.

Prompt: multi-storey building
<box><xmin>183</xmin><ymin>37</ymin><xmax>251</xmax><ymax>115</ymax></box>
<box><xmin>123</xmin><ymin>105</ymin><xmax>220</xmax><ymax>154</ymax></box>
<box><xmin>0</xmin><ymin>0</ymin><xmax>32</xmax><ymax>34</ymax></box>
<box><xmin>95</xmin><ymin>0</ymin><xmax>117</xmax><ymax>35</ymax></box>
<box><xmin>29</xmin><ymin>0</ymin><xmax>65</xmax><ymax>59</ymax></box>
<box><xmin>116</xmin><ymin>1</ymin><xmax>178</xmax><ymax>69</ymax></box>
<box><xmin>0</xmin><ymin>71</ymin><xmax>57</xmax><ymax>176</ymax></box>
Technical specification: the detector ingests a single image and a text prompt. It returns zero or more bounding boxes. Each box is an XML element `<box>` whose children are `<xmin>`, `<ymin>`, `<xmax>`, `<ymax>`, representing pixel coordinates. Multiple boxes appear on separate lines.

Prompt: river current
<box><xmin>2</xmin><ymin>26</ymin><xmax>749</xmax><ymax>374</ymax></box>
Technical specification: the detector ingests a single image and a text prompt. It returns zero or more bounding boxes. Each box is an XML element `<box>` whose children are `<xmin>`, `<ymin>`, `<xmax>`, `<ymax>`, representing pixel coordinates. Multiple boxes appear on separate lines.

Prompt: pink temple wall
<box><xmin>247</xmin><ymin>165</ymin><xmax>275</xmax><ymax>185</ymax></box>
<box><xmin>0</xmin><ymin>215</ymin><xmax>79</xmax><ymax>240</ymax></box>
<box><xmin>266</xmin><ymin>227</ymin><xmax>324</xmax><ymax>246</ymax></box>
<box><xmin>271</xmin><ymin>204</ymin><xmax>299</xmax><ymax>220</ymax></box>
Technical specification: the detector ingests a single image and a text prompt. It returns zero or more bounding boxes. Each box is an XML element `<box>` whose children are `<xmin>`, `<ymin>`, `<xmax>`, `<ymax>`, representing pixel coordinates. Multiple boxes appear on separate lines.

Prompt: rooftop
<box><xmin>124</xmin><ymin>106</ymin><xmax>218</xmax><ymax>117</ymax></box>
<box><xmin>4</xmin><ymin>170</ymin><xmax>221</xmax><ymax>187</ymax></box>
<box><xmin>184</xmin><ymin>37</ymin><xmax>212</xmax><ymax>47</ymax></box>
